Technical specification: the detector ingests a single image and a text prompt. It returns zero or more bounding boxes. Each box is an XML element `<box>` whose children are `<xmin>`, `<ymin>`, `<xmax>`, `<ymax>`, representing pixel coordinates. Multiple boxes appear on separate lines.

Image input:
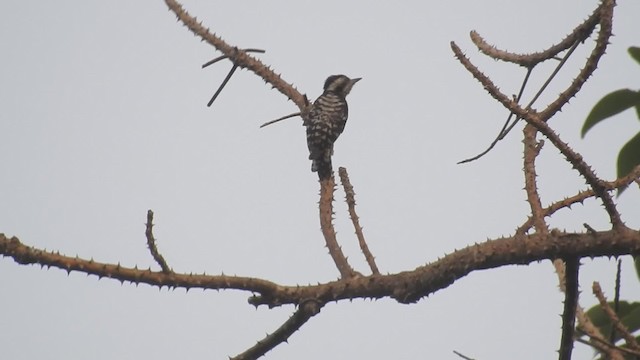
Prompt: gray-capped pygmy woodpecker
<box><xmin>305</xmin><ymin>75</ymin><xmax>361</xmax><ymax>180</ymax></box>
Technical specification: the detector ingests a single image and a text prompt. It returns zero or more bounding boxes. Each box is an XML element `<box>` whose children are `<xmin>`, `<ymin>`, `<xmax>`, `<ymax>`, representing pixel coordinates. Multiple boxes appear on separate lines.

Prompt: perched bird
<box><xmin>305</xmin><ymin>75</ymin><xmax>361</xmax><ymax>180</ymax></box>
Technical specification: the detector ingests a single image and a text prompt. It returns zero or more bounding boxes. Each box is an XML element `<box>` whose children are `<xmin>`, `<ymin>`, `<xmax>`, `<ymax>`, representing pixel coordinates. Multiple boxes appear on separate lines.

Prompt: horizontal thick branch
<box><xmin>2</xmin><ymin>227</ymin><xmax>638</xmax><ymax>306</ymax></box>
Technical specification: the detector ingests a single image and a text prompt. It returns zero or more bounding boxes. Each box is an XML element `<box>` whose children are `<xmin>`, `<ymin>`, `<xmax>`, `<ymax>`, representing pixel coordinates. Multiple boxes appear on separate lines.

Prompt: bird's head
<box><xmin>323</xmin><ymin>75</ymin><xmax>362</xmax><ymax>97</ymax></box>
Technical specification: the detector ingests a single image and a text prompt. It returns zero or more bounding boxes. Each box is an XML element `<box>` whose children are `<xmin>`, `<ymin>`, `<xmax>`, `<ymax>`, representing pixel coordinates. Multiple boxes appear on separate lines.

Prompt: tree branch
<box><xmin>318</xmin><ymin>176</ymin><xmax>358</xmax><ymax>279</ymax></box>
<box><xmin>3</xmin><ymin>227</ymin><xmax>635</xmax><ymax>307</ymax></box>
<box><xmin>558</xmin><ymin>258</ymin><xmax>579</xmax><ymax>360</ymax></box>
<box><xmin>469</xmin><ymin>1</ymin><xmax>601</xmax><ymax>68</ymax></box>
<box><xmin>517</xmin><ymin>165</ymin><xmax>640</xmax><ymax>235</ymax></box>
<box><xmin>451</xmin><ymin>30</ymin><xmax>623</xmax><ymax>228</ymax></box>
<box><xmin>145</xmin><ymin>210</ymin><xmax>171</xmax><ymax>273</ymax></box>
<box><xmin>338</xmin><ymin>167</ymin><xmax>380</xmax><ymax>275</ymax></box>
<box><xmin>592</xmin><ymin>282</ymin><xmax>640</xmax><ymax>350</ymax></box>
<box><xmin>231</xmin><ymin>300</ymin><xmax>323</xmax><ymax>360</ymax></box>
<box><xmin>164</xmin><ymin>0</ymin><xmax>307</xmax><ymax>110</ymax></box>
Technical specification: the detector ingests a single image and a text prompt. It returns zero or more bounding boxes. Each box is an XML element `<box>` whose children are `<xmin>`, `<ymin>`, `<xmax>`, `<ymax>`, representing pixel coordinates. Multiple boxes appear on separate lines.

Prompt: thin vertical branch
<box><xmin>338</xmin><ymin>167</ymin><xmax>380</xmax><ymax>275</ymax></box>
<box><xmin>319</xmin><ymin>176</ymin><xmax>357</xmax><ymax>278</ymax></box>
<box><xmin>522</xmin><ymin>125</ymin><xmax>547</xmax><ymax>235</ymax></box>
<box><xmin>145</xmin><ymin>210</ymin><xmax>171</xmax><ymax>273</ymax></box>
<box><xmin>558</xmin><ymin>258</ymin><xmax>579</xmax><ymax>360</ymax></box>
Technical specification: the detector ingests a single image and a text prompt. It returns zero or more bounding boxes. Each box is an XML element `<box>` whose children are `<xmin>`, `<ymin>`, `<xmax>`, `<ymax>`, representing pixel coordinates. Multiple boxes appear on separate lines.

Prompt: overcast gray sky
<box><xmin>2</xmin><ymin>1</ymin><xmax>640</xmax><ymax>359</ymax></box>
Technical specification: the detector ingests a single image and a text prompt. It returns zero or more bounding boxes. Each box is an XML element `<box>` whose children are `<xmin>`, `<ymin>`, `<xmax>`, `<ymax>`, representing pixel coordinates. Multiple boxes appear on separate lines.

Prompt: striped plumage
<box><xmin>305</xmin><ymin>75</ymin><xmax>361</xmax><ymax>180</ymax></box>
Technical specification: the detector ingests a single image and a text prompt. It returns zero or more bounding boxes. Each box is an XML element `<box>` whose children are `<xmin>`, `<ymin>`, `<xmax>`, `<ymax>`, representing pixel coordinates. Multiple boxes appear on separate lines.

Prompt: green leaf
<box><xmin>582</xmin><ymin>89</ymin><xmax>640</xmax><ymax>137</ymax></box>
<box><xmin>620</xmin><ymin>305</ymin><xmax>640</xmax><ymax>334</ymax></box>
<box><xmin>629</xmin><ymin>47</ymin><xmax>640</xmax><ymax>65</ymax></box>
<box><xmin>617</xmin><ymin>132</ymin><xmax>640</xmax><ymax>195</ymax></box>
<box><xmin>585</xmin><ymin>301</ymin><xmax>640</xmax><ymax>329</ymax></box>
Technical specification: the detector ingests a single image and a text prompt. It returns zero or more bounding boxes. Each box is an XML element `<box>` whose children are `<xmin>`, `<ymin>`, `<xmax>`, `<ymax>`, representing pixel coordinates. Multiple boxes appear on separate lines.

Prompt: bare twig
<box><xmin>453</xmin><ymin>350</ymin><xmax>475</xmax><ymax>360</ymax></box>
<box><xmin>259</xmin><ymin>112</ymin><xmax>301</xmax><ymax>128</ymax></box>
<box><xmin>558</xmin><ymin>258</ymin><xmax>579</xmax><ymax>360</ymax></box>
<box><xmin>231</xmin><ymin>300</ymin><xmax>323</xmax><ymax>360</ymax></box>
<box><xmin>145</xmin><ymin>210</ymin><xmax>171</xmax><ymax>273</ymax></box>
<box><xmin>593</xmin><ymin>282</ymin><xmax>640</xmax><ymax>350</ymax></box>
<box><xmin>318</xmin><ymin>176</ymin><xmax>357</xmax><ymax>278</ymax></box>
<box><xmin>202</xmin><ymin>48</ymin><xmax>267</xmax><ymax>107</ymax></box>
<box><xmin>207</xmin><ymin>63</ymin><xmax>239</xmax><ymax>106</ymax></box>
<box><xmin>458</xmin><ymin>68</ymin><xmax>532</xmax><ymax>164</ymax></box>
<box><xmin>338</xmin><ymin>167</ymin><xmax>380</xmax><ymax>275</ymax></box>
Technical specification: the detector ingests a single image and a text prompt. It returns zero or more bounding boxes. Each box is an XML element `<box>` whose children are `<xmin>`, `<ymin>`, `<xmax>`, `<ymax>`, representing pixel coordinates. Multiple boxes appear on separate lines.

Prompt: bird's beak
<box><xmin>351</xmin><ymin>77</ymin><xmax>362</xmax><ymax>84</ymax></box>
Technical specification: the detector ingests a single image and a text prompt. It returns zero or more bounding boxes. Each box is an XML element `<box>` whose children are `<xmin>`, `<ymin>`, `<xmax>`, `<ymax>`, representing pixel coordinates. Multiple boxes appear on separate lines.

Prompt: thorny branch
<box><xmin>201</xmin><ymin>48</ymin><xmax>266</xmax><ymax>106</ymax></box>
<box><xmin>451</xmin><ymin>1</ymin><xmax>623</xmax><ymax>357</ymax></box>
<box><xmin>3</xmin><ymin>226</ymin><xmax>640</xmax><ymax>307</ymax></box>
<box><xmin>516</xmin><ymin>165</ymin><xmax>640</xmax><ymax>235</ymax></box>
<box><xmin>318</xmin><ymin>176</ymin><xmax>358</xmax><ymax>279</ymax></box>
<box><xmin>559</xmin><ymin>258</ymin><xmax>579</xmax><ymax>360</ymax></box>
<box><xmin>338</xmin><ymin>167</ymin><xmax>380</xmax><ymax>275</ymax></box>
<box><xmin>469</xmin><ymin>1</ymin><xmax>601</xmax><ymax>68</ymax></box>
<box><xmin>458</xmin><ymin>2</ymin><xmax>605</xmax><ymax>164</ymax></box>
<box><xmin>231</xmin><ymin>300</ymin><xmax>323</xmax><ymax>360</ymax></box>
<box><xmin>145</xmin><ymin>210</ymin><xmax>171</xmax><ymax>273</ymax></box>
<box><xmin>450</xmin><ymin>14</ymin><xmax>622</xmax><ymax>228</ymax></box>
<box><xmin>592</xmin><ymin>282</ymin><xmax>640</xmax><ymax>350</ymax></box>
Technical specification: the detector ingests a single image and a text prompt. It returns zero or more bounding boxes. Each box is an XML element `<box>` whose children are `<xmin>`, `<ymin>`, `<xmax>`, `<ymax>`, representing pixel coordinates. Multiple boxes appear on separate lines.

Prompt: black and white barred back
<box><xmin>305</xmin><ymin>75</ymin><xmax>361</xmax><ymax>180</ymax></box>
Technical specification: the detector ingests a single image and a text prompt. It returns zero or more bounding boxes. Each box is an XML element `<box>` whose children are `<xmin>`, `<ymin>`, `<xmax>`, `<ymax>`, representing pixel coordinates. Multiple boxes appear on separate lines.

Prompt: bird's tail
<box><xmin>311</xmin><ymin>157</ymin><xmax>332</xmax><ymax>180</ymax></box>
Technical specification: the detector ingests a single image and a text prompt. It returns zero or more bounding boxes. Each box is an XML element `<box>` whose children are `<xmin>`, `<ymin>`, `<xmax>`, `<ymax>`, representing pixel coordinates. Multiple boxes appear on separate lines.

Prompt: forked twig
<box><xmin>145</xmin><ymin>210</ymin><xmax>171</xmax><ymax>273</ymax></box>
<box><xmin>202</xmin><ymin>48</ymin><xmax>266</xmax><ymax>107</ymax></box>
<box><xmin>516</xmin><ymin>165</ymin><xmax>640</xmax><ymax>235</ymax></box>
<box><xmin>338</xmin><ymin>167</ymin><xmax>380</xmax><ymax>275</ymax></box>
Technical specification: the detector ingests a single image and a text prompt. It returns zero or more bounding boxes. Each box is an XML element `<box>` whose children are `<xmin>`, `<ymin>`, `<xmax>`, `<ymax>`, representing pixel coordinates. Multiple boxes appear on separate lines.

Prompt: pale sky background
<box><xmin>1</xmin><ymin>1</ymin><xmax>640</xmax><ymax>359</ymax></box>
